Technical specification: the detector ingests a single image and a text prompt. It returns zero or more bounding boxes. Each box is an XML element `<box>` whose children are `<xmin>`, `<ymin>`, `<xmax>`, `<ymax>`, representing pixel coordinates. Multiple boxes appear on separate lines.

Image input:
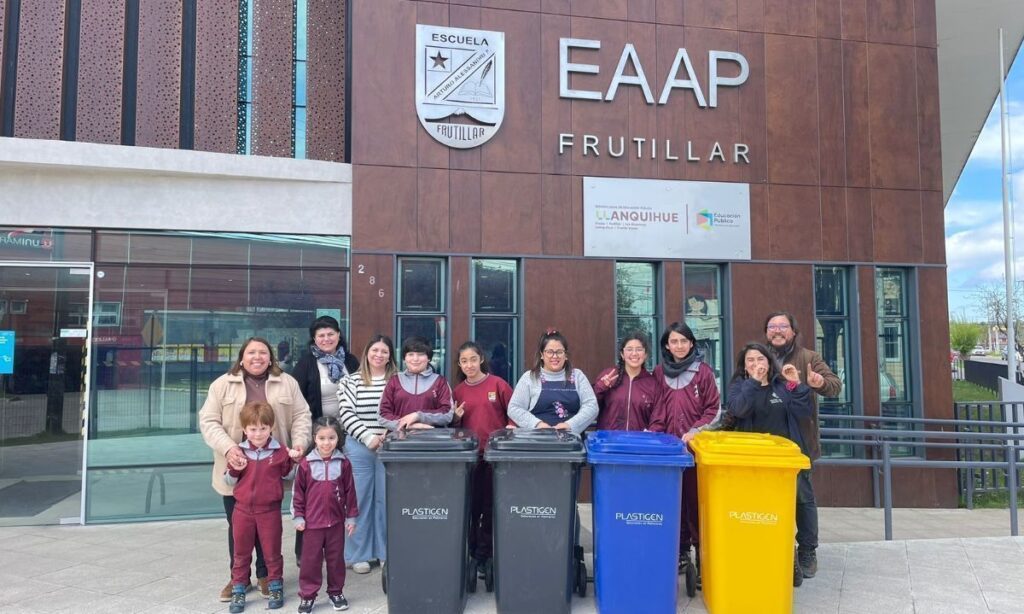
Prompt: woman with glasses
<box><xmin>648</xmin><ymin>321</ymin><xmax>721</xmax><ymax>587</ymax></box>
<box><xmin>593</xmin><ymin>331</ymin><xmax>656</xmax><ymax>431</ymax></box>
<box><xmin>507</xmin><ymin>329</ymin><xmax>598</xmax><ymax>434</ymax></box>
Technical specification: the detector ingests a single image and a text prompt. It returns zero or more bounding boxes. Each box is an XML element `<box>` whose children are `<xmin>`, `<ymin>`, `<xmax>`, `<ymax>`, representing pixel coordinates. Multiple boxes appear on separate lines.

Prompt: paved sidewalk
<box><xmin>1</xmin><ymin>507</ymin><xmax>1022</xmax><ymax>613</ymax></box>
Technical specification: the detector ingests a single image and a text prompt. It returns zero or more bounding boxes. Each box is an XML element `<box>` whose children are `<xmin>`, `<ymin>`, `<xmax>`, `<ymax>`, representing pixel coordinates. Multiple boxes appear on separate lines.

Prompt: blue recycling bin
<box><xmin>587</xmin><ymin>430</ymin><xmax>695</xmax><ymax>614</ymax></box>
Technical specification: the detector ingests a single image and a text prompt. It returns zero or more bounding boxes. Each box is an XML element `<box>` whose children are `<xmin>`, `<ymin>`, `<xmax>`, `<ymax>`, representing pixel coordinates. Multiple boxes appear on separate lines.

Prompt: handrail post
<box><xmin>882</xmin><ymin>441</ymin><xmax>893</xmax><ymax>541</ymax></box>
<box><xmin>871</xmin><ymin>432</ymin><xmax>881</xmax><ymax>509</ymax></box>
<box><xmin>1009</xmin><ymin>440</ymin><xmax>1019</xmax><ymax>537</ymax></box>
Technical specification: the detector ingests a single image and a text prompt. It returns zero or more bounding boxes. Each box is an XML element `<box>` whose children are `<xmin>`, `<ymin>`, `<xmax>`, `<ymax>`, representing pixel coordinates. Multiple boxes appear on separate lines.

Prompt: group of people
<box><xmin>198</xmin><ymin>309</ymin><xmax>841</xmax><ymax>612</ymax></box>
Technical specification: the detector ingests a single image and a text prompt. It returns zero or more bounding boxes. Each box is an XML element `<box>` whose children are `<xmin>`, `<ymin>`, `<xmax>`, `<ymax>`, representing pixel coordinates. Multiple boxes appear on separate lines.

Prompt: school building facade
<box><xmin>0</xmin><ymin>0</ymin><xmax>993</xmax><ymax>525</ymax></box>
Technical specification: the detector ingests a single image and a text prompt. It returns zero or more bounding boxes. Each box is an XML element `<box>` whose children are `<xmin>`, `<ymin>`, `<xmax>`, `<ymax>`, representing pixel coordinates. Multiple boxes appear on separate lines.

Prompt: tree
<box><xmin>973</xmin><ymin>281</ymin><xmax>1024</xmax><ymax>359</ymax></box>
<box><xmin>949</xmin><ymin>320</ymin><xmax>983</xmax><ymax>357</ymax></box>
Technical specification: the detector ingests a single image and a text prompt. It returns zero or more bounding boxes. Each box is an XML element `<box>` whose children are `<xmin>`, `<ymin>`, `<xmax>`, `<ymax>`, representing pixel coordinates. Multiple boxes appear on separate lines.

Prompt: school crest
<box><xmin>415</xmin><ymin>24</ymin><xmax>505</xmax><ymax>149</ymax></box>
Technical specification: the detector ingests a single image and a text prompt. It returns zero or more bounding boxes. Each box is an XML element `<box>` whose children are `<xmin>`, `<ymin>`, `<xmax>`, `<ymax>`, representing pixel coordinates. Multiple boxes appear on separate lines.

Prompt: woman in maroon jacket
<box><xmin>648</xmin><ymin>321</ymin><xmax>721</xmax><ymax>585</ymax></box>
<box><xmin>378</xmin><ymin>336</ymin><xmax>454</xmax><ymax>431</ymax></box>
<box><xmin>451</xmin><ymin>341</ymin><xmax>513</xmax><ymax>575</ymax></box>
<box><xmin>593</xmin><ymin>331</ymin><xmax>656</xmax><ymax>431</ymax></box>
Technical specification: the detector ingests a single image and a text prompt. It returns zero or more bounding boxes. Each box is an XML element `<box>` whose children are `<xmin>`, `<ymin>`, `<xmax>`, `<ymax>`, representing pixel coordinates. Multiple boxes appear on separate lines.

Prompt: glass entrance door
<box><xmin>0</xmin><ymin>263</ymin><xmax>91</xmax><ymax>525</ymax></box>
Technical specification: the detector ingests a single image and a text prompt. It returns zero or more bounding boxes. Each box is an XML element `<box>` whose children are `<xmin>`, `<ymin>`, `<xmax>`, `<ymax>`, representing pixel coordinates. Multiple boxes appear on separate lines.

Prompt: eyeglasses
<box><xmin>543</xmin><ymin>349</ymin><xmax>566</xmax><ymax>358</ymax></box>
<box><xmin>766</xmin><ymin>324</ymin><xmax>791</xmax><ymax>332</ymax></box>
<box><xmin>622</xmin><ymin>347</ymin><xmax>646</xmax><ymax>354</ymax></box>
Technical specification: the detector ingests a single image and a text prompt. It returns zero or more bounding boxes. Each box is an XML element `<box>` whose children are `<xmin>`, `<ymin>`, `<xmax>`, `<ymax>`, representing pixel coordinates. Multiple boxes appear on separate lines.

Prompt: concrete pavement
<box><xmin>1</xmin><ymin>506</ymin><xmax>1022</xmax><ymax>613</ymax></box>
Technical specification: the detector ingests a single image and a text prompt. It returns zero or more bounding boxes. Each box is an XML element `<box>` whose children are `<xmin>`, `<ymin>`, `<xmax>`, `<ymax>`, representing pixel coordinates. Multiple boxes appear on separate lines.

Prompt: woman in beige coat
<box><xmin>199</xmin><ymin>336</ymin><xmax>311</xmax><ymax>602</ymax></box>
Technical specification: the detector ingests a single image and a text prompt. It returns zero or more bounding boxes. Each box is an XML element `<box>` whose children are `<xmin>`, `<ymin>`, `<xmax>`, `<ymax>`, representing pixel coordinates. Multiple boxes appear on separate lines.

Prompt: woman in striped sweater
<box><xmin>337</xmin><ymin>333</ymin><xmax>398</xmax><ymax>574</ymax></box>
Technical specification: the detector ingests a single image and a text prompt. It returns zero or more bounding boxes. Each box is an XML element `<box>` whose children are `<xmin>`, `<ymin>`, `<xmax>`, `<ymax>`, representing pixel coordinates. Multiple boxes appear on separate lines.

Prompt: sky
<box><xmin>945</xmin><ymin>45</ymin><xmax>1024</xmax><ymax>323</ymax></box>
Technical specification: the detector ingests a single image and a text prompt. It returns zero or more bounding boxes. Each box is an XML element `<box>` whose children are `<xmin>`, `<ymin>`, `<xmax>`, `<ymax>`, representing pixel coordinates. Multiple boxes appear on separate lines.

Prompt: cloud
<box><xmin>944</xmin><ymin>197</ymin><xmax>1002</xmax><ymax>234</ymax></box>
<box><xmin>969</xmin><ymin>100</ymin><xmax>1024</xmax><ymax>166</ymax></box>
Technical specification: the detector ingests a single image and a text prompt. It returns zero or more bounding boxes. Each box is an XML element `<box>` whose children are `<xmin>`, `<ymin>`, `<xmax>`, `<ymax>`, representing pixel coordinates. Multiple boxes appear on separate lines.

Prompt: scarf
<box><xmin>660</xmin><ymin>346</ymin><xmax>701</xmax><ymax>379</ymax></box>
<box><xmin>769</xmin><ymin>340</ymin><xmax>796</xmax><ymax>363</ymax></box>
<box><xmin>310</xmin><ymin>344</ymin><xmax>349</xmax><ymax>383</ymax></box>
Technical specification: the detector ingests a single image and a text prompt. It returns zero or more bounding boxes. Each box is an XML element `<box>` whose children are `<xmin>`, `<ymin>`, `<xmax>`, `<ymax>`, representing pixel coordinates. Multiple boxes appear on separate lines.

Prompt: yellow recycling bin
<box><xmin>690</xmin><ymin>431</ymin><xmax>810</xmax><ymax>614</ymax></box>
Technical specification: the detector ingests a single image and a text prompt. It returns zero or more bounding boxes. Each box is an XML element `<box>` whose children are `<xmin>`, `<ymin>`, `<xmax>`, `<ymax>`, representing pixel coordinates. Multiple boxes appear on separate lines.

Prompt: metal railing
<box><xmin>953</xmin><ymin>401</ymin><xmax>1024</xmax><ymax>505</ymax></box>
<box><xmin>817</xmin><ymin>413</ymin><xmax>1023</xmax><ymax>540</ymax></box>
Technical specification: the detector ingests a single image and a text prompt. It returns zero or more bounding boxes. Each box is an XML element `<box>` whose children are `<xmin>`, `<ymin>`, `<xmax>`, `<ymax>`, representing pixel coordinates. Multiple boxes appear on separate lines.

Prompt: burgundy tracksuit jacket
<box><xmin>292</xmin><ymin>449</ymin><xmax>358</xmax><ymax>600</ymax></box>
<box><xmin>224</xmin><ymin>438</ymin><xmax>296</xmax><ymax>586</ymax></box>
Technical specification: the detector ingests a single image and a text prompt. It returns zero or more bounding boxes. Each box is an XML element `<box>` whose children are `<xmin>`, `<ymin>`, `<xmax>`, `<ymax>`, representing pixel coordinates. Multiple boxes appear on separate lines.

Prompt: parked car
<box><xmin>971</xmin><ymin>346</ymin><xmax>987</xmax><ymax>356</ymax></box>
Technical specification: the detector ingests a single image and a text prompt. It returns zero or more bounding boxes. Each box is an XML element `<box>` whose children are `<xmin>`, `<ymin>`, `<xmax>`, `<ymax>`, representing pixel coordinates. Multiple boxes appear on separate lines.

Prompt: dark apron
<box><xmin>531</xmin><ymin>376</ymin><xmax>581</xmax><ymax>426</ymax></box>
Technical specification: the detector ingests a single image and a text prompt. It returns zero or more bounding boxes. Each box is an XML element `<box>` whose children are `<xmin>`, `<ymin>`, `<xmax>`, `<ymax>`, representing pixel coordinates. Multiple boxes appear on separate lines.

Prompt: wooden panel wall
<box><xmin>524</xmin><ymin>259</ymin><xmax>616</xmax><ymax>377</ymax></box>
<box><xmin>349</xmin><ymin>254</ymin><xmax>396</xmax><ymax>352</ymax></box>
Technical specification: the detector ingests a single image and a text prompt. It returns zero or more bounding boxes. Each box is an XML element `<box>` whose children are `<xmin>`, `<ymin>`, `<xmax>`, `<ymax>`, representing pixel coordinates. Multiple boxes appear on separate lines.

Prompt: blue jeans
<box><xmin>344</xmin><ymin>437</ymin><xmax>387</xmax><ymax>563</ymax></box>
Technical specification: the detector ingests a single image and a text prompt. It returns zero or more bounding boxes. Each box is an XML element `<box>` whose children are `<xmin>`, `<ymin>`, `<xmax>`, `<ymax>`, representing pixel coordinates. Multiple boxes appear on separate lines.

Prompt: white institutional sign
<box><xmin>583</xmin><ymin>177</ymin><xmax>751</xmax><ymax>260</ymax></box>
<box><xmin>415</xmin><ymin>25</ymin><xmax>505</xmax><ymax>149</ymax></box>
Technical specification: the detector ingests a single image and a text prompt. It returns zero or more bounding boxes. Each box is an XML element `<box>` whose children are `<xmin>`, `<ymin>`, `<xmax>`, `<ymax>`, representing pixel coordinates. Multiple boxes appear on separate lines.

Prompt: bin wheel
<box><xmin>466</xmin><ymin>558</ymin><xmax>478</xmax><ymax>593</ymax></box>
<box><xmin>381</xmin><ymin>561</ymin><xmax>388</xmax><ymax>594</ymax></box>
<box><xmin>684</xmin><ymin>561</ymin><xmax>697</xmax><ymax>598</ymax></box>
<box><xmin>483</xmin><ymin>558</ymin><xmax>494</xmax><ymax>593</ymax></box>
<box><xmin>575</xmin><ymin>560</ymin><xmax>588</xmax><ymax>598</ymax></box>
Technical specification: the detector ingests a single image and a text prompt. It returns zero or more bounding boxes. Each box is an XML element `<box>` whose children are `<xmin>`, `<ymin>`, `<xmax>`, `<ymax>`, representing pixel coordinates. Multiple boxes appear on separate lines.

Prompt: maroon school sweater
<box><xmin>453</xmin><ymin>374</ymin><xmax>513</xmax><ymax>452</ymax></box>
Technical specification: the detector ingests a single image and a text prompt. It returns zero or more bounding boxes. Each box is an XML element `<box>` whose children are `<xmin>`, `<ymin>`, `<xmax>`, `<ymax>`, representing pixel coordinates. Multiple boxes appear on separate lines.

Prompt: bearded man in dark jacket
<box><xmin>764</xmin><ymin>311</ymin><xmax>842</xmax><ymax>581</ymax></box>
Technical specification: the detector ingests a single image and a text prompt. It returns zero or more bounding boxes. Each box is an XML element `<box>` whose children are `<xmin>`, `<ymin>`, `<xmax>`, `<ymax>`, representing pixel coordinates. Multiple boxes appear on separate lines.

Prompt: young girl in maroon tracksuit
<box><xmin>224</xmin><ymin>401</ymin><xmax>300</xmax><ymax>613</ymax></box>
<box><xmin>378</xmin><ymin>336</ymin><xmax>454</xmax><ymax>432</ymax></box>
<box><xmin>647</xmin><ymin>322</ymin><xmax>721</xmax><ymax>586</ymax></box>
<box><xmin>293</xmin><ymin>416</ymin><xmax>358</xmax><ymax>613</ymax></box>
<box><xmin>451</xmin><ymin>341</ymin><xmax>513</xmax><ymax>572</ymax></box>
<box><xmin>593</xmin><ymin>332</ymin><xmax>657</xmax><ymax>431</ymax></box>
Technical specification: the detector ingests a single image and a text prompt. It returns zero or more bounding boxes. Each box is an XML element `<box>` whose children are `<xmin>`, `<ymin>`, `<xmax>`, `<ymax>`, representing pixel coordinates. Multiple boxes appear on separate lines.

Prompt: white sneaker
<box><xmin>352</xmin><ymin>561</ymin><xmax>371</xmax><ymax>574</ymax></box>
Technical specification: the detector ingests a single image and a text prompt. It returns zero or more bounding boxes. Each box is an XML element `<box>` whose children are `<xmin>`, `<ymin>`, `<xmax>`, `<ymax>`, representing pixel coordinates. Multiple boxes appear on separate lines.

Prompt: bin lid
<box><xmin>380</xmin><ymin>427</ymin><xmax>478</xmax><ymax>453</ymax></box>
<box><xmin>587</xmin><ymin>430</ymin><xmax>685</xmax><ymax>455</ymax></box>
<box><xmin>586</xmin><ymin>431</ymin><xmax>694</xmax><ymax>467</ymax></box>
<box><xmin>483</xmin><ymin>428</ymin><xmax>586</xmax><ymax>462</ymax></box>
<box><xmin>689</xmin><ymin>431</ymin><xmax>810</xmax><ymax>469</ymax></box>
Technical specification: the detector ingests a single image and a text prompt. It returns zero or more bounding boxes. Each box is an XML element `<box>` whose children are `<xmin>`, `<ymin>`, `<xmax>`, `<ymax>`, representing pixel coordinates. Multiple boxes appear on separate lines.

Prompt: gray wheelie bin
<box><xmin>379</xmin><ymin>428</ymin><xmax>479</xmax><ymax>614</ymax></box>
<box><xmin>484</xmin><ymin>428</ymin><xmax>587</xmax><ymax>614</ymax></box>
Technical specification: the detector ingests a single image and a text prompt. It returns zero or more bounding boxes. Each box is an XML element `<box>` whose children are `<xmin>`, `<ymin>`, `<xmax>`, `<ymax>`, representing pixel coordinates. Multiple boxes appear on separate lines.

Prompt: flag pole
<box><xmin>1000</xmin><ymin>28</ymin><xmax>1017</xmax><ymax>382</ymax></box>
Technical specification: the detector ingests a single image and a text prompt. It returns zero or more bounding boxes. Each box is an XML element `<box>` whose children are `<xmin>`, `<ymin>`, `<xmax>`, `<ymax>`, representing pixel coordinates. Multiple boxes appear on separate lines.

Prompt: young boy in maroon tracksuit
<box><xmin>378</xmin><ymin>336</ymin><xmax>454</xmax><ymax>432</ymax></box>
<box><xmin>451</xmin><ymin>341</ymin><xmax>513</xmax><ymax>574</ymax></box>
<box><xmin>293</xmin><ymin>417</ymin><xmax>358</xmax><ymax>613</ymax></box>
<box><xmin>224</xmin><ymin>401</ymin><xmax>299</xmax><ymax>613</ymax></box>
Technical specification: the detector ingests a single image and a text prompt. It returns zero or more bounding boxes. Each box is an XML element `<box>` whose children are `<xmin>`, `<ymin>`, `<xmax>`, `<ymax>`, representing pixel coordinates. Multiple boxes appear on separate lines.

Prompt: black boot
<box><xmin>793</xmin><ymin>549</ymin><xmax>804</xmax><ymax>587</ymax></box>
<box><xmin>694</xmin><ymin>545</ymin><xmax>702</xmax><ymax>590</ymax></box>
<box><xmin>678</xmin><ymin>546</ymin><xmax>691</xmax><ymax>575</ymax></box>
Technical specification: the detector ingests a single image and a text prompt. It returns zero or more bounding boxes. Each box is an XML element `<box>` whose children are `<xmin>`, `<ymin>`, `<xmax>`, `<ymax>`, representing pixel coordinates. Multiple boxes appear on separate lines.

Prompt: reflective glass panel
<box><xmin>685</xmin><ymin>264</ymin><xmax>724</xmax><ymax>388</ymax></box>
<box><xmin>399</xmin><ymin>259</ymin><xmax>444</xmax><ymax>312</ymax></box>
<box><xmin>473</xmin><ymin>317</ymin><xmax>516</xmax><ymax>385</ymax></box>
<box><xmin>473</xmin><ymin>260</ymin><xmax>516</xmax><ymax>313</ymax></box>
<box><xmin>87</xmin><ymin>232</ymin><xmax>349</xmax><ymax>521</ymax></box>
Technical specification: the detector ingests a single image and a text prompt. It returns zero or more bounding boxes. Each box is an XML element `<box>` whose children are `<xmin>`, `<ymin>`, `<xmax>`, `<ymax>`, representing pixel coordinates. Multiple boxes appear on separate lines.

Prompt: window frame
<box><xmin>396</xmin><ymin>256</ymin><xmax>449</xmax><ymax>377</ymax></box>
<box><xmin>470</xmin><ymin>258</ymin><xmax>521</xmax><ymax>384</ymax></box>
<box><xmin>683</xmin><ymin>262</ymin><xmax>728</xmax><ymax>391</ymax></box>
<box><xmin>613</xmin><ymin>261</ymin><xmax>661</xmax><ymax>370</ymax></box>
<box><xmin>813</xmin><ymin>265</ymin><xmax>860</xmax><ymax>459</ymax></box>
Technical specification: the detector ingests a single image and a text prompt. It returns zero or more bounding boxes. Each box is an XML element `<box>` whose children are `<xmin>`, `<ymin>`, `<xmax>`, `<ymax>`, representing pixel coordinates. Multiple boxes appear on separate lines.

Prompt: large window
<box><xmin>615</xmin><ymin>262</ymin><xmax>658</xmax><ymax>369</ymax></box>
<box><xmin>685</xmin><ymin>264</ymin><xmax>726</xmax><ymax>388</ymax></box>
<box><xmin>876</xmin><ymin>267</ymin><xmax>916</xmax><ymax>454</ymax></box>
<box><xmin>86</xmin><ymin>231</ymin><xmax>350</xmax><ymax>522</ymax></box>
<box><xmin>815</xmin><ymin>266</ymin><xmax>855</xmax><ymax>457</ymax></box>
<box><xmin>472</xmin><ymin>259</ymin><xmax>519</xmax><ymax>385</ymax></box>
<box><xmin>397</xmin><ymin>258</ymin><xmax>448</xmax><ymax>376</ymax></box>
